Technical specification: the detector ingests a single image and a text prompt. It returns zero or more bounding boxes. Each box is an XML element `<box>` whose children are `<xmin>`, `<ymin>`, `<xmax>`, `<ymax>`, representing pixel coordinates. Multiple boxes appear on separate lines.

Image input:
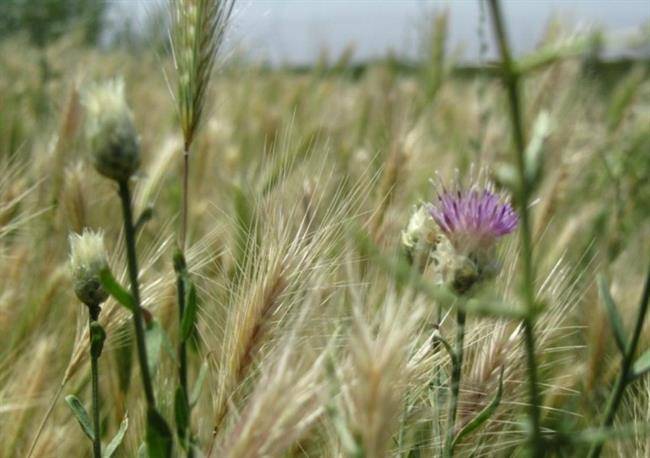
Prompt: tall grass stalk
<box><xmin>487</xmin><ymin>0</ymin><xmax>543</xmax><ymax>454</ymax></box>
<box><xmin>170</xmin><ymin>0</ymin><xmax>235</xmax><ymax>249</ymax></box>
<box><xmin>170</xmin><ymin>2</ymin><xmax>234</xmax><ymax>452</ymax></box>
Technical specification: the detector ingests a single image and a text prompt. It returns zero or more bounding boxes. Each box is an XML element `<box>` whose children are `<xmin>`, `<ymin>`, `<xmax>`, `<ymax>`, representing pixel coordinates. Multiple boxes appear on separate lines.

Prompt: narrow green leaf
<box><xmin>103</xmin><ymin>413</ymin><xmax>129</xmax><ymax>458</ymax></box>
<box><xmin>524</xmin><ymin>111</ymin><xmax>551</xmax><ymax>189</ymax></box>
<box><xmin>65</xmin><ymin>394</ymin><xmax>94</xmax><ymax>441</ymax></box>
<box><xmin>145</xmin><ymin>320</ymin><xmax>164</xmax><ymax>378</ymax></box>
<box><xmin>100</xmin><ymin>268</ymin><xmax>135</xmax><ymax>313</ymax></box>
<box><xmin>146</xmin><ymin>408</ymin><xmax>173</xmax><ymax>458</ymax></box>
<box><xmin>180</xmin><ymin>282</ymin><xmax>198</xmax><ymax>342</ymax></box>
<box><xmin>598</xmin><ymin>275</ymin><xmax>627</xmax><ymax>354</ymax></box>
<box><xmin>431</xmin><ymin>330</ymin><xmax>457</xmax><ymax>367</ymax></box>
<box><xmin>174</xmin><ymin>387</ymin><xmax>190</xmax><ymax>444</ymax></box>
<box><xmin>115</xmin><ymin>321</ymin><xmax>134</xmax><ymax>396</ymax></box>
<box><xmin>450</xmin><ymin>367</ymin><xmax>504</xmax><ymax>452</ymax></box>
<box><xmin>190</xmin><ymin>361</ymin><xmax>209</xmax><ymax>407</ymax></box>
<box><xmin>631</xmin><ymin>348</ymin><xmax>650</xmax><ymax>381</ymax></box>
<box><xmin>145</xmin><ymin>320</ymin><xmax>176</xmax><ymax>377</ymax></box>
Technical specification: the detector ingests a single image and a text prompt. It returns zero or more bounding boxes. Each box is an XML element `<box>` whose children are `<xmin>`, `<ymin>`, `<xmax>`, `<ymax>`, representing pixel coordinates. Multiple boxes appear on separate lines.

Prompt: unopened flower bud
<box><xmin>69</xmin><ymin>229</ymin><xmax>109</xmax><ymax>308</ymax></box>
<box><xmin>402</xmin><ymin>204</ymin><xmax>440</xmax><ymax>270</ymax></box>
<box><xmin>83</xmin><ymin>79</ymin><xmax>140</xmax><ymax>182</ymax></box>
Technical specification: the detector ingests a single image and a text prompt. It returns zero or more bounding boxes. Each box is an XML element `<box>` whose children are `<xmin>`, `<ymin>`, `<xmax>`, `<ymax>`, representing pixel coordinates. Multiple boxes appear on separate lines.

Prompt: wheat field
<box><xmin>0</xmin><ymin>2</ymin><xmax>649</xmax><ymax>457</ymax></box>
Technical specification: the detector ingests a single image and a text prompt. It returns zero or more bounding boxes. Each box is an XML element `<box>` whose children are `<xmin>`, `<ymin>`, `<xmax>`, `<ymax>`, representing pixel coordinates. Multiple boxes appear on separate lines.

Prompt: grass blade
<box><xmin>65</xmin><ymin>394</ymin><xmax>95</xmax><ymax>441</ymax></box>
<box><xmin>103</xmin><ymin>413</ymin><xmax>129</xmax><ymax>458</ymax></box>
<box><xmin>598</xmin><ymin>275</ymin><xmax>626</xmax><ymax>354</ymax></box>
<box><xmin>180</xmin><ymin>282</ymin><xmax>197</xmax><ymax>342</ymax></box>
<box><xmin>100</xmin><ymin>268</ymin><xmax>135</xmax><ymax>313</ymax></box>
<box><xmin>450</xmin><ymin>367</ymin><xmax>504</xmax><ymax>452</ymax></box>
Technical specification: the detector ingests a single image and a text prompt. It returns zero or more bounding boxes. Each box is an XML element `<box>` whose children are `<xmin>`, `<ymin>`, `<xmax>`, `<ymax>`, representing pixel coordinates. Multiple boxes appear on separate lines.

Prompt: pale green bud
<box><xmin>83</xmin><ymin>79</ymin><xmax>140</xmax><ymax>182</ymax></box>
<box><xmin>402</xmin><ymin>204</ymin><xmax>438</xmax><ymax>249</ymax></box>
<box><xmin>69</xmin><ymin>229</ymin><xmax>109</xmax><ymax>307</ymax></box>
<box><xmin>402</xmin><ymin>204</ymin><xmax>440</xmax><ymax>271</ymax></box>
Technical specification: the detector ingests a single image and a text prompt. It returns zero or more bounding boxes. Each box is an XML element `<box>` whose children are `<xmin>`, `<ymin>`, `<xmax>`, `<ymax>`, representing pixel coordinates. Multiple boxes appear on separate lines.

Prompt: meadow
<box><xmin>0</xmin><ymin>2</ymin><xmax>649</xmax><ymax>457</ymax></box>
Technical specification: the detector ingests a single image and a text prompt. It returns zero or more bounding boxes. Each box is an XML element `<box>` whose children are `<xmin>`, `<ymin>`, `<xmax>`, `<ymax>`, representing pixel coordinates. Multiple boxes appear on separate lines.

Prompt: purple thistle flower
<box><xmin>429</xmin><ymin>186</ymin><xmax>518</xmax><ymax>253</ymax></box>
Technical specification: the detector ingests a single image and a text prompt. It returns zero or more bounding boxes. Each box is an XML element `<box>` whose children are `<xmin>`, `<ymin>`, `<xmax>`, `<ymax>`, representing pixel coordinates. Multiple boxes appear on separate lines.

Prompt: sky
<box><xmin>118</xmin><ymin>0</ymin><xmax>650</xmax><ymax>64</ymax></box>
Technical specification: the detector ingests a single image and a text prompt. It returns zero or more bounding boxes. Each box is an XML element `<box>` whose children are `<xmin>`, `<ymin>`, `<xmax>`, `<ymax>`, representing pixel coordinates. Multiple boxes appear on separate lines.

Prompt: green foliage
<box><xmin>145</xmin><ymin>320</ymin><xmax>168</xmax><ymax>378</ymax></box>
<box><xmin>0</xmin><ymin>0</ymin><xmax>106</xmax><ymax>46</ymax></box>
<box><xmin>180</xmin><ymin>282</ymin><xmax>198</xmax><ymax>343</ymax></box>
<box><xmin>174</xmin><ymin>387</ymin><xmax>190</xmax><ymax>445</ymax></box>
<box><xmin>449</xmin><ymin>367</ymin><xmax>504</xmax><ymax>453</ymax></box>
<box><xmin>65</xmin><ymin>395</ymin><xmax>95</xmax><ymax>441</ymax></box>
<box><xmin>104</xmin><ymin>414</ymin><xmax>129</xmax><ymax>458</ymax></box>
<box><xmin>99</xmin><ymin>269</ymin><xmax>136</xmax><ymax>313</ymax></box>
<box><xmin>146</xmin><ymin>408</ymin><xmax>173</xmax><ymax>458</ymax></box>
<box><xmin>598</xmin><ymin>275</ymin><xmax>626</xmax><ymax>354</ymax></box>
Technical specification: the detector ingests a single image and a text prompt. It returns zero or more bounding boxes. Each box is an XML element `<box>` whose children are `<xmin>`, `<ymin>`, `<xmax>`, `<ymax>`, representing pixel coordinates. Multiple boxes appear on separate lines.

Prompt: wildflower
<box><xmin>430</xmin><ymin>187</ymin><xmax>517</xmax><ymax>253</ymax></box>
<box><xmin>83</xmin><ymin>79</ymin><xmax>140</xmax><ymax>182</ymax></box>
<box><xmin>69</xmin><ymin>229</ymin><xmax>109</xmax><ymax>309</ymax></box>
<box><xmin>428</xmin><ymin>178</ymin><xmax>518</xmax><ymax>293</ymax></box>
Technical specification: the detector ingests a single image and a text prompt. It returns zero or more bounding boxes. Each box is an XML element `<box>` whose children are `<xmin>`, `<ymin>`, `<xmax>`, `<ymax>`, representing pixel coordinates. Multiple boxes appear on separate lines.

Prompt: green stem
<box><xmin>177</xmin><ymin>143</ymin><xmax>193</xmax><ymax>457</ymax></box>
<box><xmin>89</xmin><ymin>313</ymin><xmax>101</xmax><ymax>458</ymax></box>
<box><xmin>175</xmin><ymin>263</ymin><xmax>193</xmax><ymax>456</ymax></box>
<box><xmin>178</xmin><ymin>273</ymin><xmax>188</xmax><ymax>402</ymax></box>
<box><xmin>588</xmin><ymin>266</ymin><xmax>650</xmax><ymax>458</ymax></box>
<box><xmin>180</xmin><ymin>145</ymin><xmax>190</xmax><ymax>251</ymax></box>
<box><xmin>118</xmin><ymin>179</ymin><xmax>156</xmax><ymax>409</ymax></box>
<box><xmin>487</xmin><ymin>1</ymin><xmax>543</xmax><ymax>455</ymax></box>
<box><xmin>444</xmin><ymin>308</ymin><xmax>466</xmax><ymax>457</ymax></box>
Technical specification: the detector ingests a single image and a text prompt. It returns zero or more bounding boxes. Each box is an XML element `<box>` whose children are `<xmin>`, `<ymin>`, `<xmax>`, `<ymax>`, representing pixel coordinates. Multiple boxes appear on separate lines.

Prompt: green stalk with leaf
<box><xmin>169</xmin><ymin>0</ymin><xmax>235</xmax><ymax>453</ymax></box>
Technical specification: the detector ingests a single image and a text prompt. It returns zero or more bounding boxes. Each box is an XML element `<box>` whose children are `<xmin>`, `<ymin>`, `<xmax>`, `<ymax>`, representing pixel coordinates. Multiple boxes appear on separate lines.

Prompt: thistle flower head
<box><xmin>69</xmin><ymin>229</ymin><xmax>109</xmax><ymax>307</ymax></box>
<box><xmin>429</xmin><ymin>181</ymin><xmax>517</xmax><ymax>255</ymax></box>
<box><xmin>425</xmin><ymin>171</ymin><xmax>518</xmax><ymax>293</ymax></box>
<box><xmin>83</xmin><ymin>78</ymin><xmax>140</xmax><ymax>182</ymax></box>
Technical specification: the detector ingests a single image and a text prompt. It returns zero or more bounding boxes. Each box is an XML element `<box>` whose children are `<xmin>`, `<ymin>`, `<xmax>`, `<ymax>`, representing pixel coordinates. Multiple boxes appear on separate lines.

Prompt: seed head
<box><xmin>69</xmin><ymin>229</ymin><xmax>109</xmax><ymax>308</ymax></box>
<box><xmin>83</xmin><ymin>79</ymin><xmax>140</xmax><ymax>182</ymax></box>
<box><xmin>170</xmin><ymin>0</ymin><xmax>235</xmax><ymax>148</ymax></box>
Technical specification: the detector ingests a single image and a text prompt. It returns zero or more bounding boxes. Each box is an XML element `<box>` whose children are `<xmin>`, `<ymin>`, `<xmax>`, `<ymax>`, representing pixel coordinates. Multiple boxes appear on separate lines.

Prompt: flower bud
<box><xmin>83</xmin><ymin>79</ymin><xmax>140</xmax><ymax>182</ymax></box>
<box><xmin>69</xmin><ymin>229</ymin><xmax>109</xmax><ymax>308</ymax></box>
<box><xmin>402</xmin><ymin>204</ymin><xmax>439</xmax><ymax>270</ymax></box>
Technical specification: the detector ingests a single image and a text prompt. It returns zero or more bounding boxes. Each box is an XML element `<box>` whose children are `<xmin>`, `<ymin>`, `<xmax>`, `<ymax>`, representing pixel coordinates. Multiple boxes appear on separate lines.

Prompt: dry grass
<box><xmin>0</xmin><ymin>12</ymin><xmax>649</xmax><ymax>458</ymax></box>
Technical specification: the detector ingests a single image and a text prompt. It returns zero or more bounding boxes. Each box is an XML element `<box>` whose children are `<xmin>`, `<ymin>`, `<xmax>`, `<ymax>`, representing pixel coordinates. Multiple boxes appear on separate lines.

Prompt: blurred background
<box><xmin>1</xmin><ymin>1</ymin><xmax>649</xmax><ymax>65</ymax></box>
